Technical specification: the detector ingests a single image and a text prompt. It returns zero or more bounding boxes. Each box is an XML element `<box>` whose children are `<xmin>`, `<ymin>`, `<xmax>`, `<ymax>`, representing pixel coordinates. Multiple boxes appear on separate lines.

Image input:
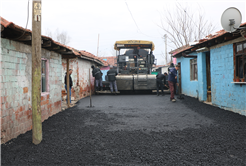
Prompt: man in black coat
<box><xmin>156</xmin><ymin>72</ymin><xmax>167</xmax><ymax>96</ymax></box>
<box><xmin>64</xmin><ymin>69</ymin><xmax>73</xmax><ymax>103</ymax></box>
<box><xmin>133</xmin><ymin>46</ymin><xmax>142</xmax><ymax>67</ymax></box>
<box><xmin>107</xmin><ymin>65</ymin><xmax>118</xmax><ymax>94</ymax></box>
<box><xmin>91</xmin><ymin>65</ymin><xmax>103</xmax><ymax>91</ymax></box>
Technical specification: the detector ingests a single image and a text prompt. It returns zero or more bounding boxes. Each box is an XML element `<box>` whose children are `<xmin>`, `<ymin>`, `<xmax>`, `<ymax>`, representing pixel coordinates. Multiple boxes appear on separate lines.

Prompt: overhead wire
<box><xmin>124</xmin><ymin>0</ymin><xmax>141</xmax><ymax>32</ymax></box>
<box><xmin>13</xmin><ymin>0</ymin><xmax>30</xmax><ymax>40</ymax></box>
<box><xmin>124</xmin><ymin>0</ymin><xmax>160</xmax><ymax>39</ymax></box>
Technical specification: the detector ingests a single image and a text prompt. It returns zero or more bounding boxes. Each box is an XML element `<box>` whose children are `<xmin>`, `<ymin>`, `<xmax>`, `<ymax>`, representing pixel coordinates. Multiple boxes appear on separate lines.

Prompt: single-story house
<box><xmin>61</xmin><ymin>50</ymin><xmax>104</xmax><ymax>100</ymax></box>
<box><xmin>152</xmin><ymin>64</ymin><xmax>170</xmax><ymax>75</ymax></box>
<box><xmin>170</xmin><ymin>23</ymin><xmax>246</xmax><ymax>116</ymax></box>
<box><xmin>0</xmin><ymin>17</ymin><xmax>104</xmax><ymax>143</ymax></box>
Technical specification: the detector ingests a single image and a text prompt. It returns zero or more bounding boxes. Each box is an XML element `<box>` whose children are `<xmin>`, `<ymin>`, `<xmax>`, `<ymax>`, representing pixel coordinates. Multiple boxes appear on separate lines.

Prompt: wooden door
<box><xmin>206</xmin><ymin>52</ymin><xmax>211</xmax><ymax>102</ymax></box>
<box><xmin>178</xmin><ymin>62</ymin><xmax>182</xmax><ymax>94</ymax></box>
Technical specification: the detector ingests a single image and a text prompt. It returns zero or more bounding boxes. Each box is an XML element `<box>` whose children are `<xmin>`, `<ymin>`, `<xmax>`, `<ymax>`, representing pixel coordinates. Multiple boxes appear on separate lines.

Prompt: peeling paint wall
<box><xmin>77</xmin><ymin>60</ymin><xmax>95</xmax><ymax>99</ymax></box>
<box><xmin>62</xmin><ymin>58</ymin><xmax>95</xmax><ymax>101</ymax></box>
<box><xmin>211</xmin><ymin>44</ymin><xmax>246</xmax><ymax>116</ymax></box>
<box><xmin>1</xmin><ymin>38</ymin><xmax>62</xmax><ymax>144</ymax></box>
<box><xmin>61</xmin><ymin>59</ymin><xmax>78</xmax><ymax>100</ymax></box>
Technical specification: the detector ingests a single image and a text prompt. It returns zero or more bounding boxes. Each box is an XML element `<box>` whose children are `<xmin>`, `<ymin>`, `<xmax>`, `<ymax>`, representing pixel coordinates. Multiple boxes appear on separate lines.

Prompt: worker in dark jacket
<box><xmin>133</xmin><ymin>46</ymin><xmax>142</xmax><ymax>67</ymax></box>
<box><xmin>168</xmin><ymin>65</ymin><xmax>179</xmax><ymax>102</ymax></box>
<box><xmin>64</xmin><ymin>69</ymin><xmax>73</xmax><ymax>104</ymax></box>
<box><xmin>91</xmin><ymin>65</ymin><xmax>103</xmax><ymax>91</ymax></box>
<box><xmin>168</xmin><ymin>63</ymin><xmax>175</xmax><ymax>72</ymax></box>
<box><xmin>107</xmin><ymin>65</ymin><xmax>118</xmax><ymax>94</ymax></box>
<box><xmin>156</xmin><ymin>72</ymin><xmax>166</xmax><ymax>96</ymax></box>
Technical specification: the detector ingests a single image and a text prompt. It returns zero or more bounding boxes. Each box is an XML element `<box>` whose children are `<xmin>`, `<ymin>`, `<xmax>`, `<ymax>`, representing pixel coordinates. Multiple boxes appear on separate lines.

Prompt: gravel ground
<box><xmin>1</xmin><ymin>94</ymin><xmax>246</xmax><ymax>166</ymax></box>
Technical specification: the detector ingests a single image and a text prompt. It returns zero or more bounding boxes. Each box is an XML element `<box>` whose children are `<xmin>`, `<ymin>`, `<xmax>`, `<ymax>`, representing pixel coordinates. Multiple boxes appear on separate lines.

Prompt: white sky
<box><xmin>1</xmin><ymin>0</ymin><xmax>245</xmax><ymax>65</ymax></box>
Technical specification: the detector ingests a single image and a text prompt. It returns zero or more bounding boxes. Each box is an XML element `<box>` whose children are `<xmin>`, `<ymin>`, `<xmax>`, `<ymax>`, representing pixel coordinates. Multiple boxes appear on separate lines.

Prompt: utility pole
<box><xmin>164</xmin><ymin>34</ymin><xmax>168</xmax><ymax>64</ymax></box>
<box><xmin>66</xmin><ymin>59</ymin><xmax>70</xmax><ymax>107</ymax></box>
<box><xmin>97</xmin><ymin>34</ymin><xmax>100</xmax><ymax>57</ymax></box>
<box><xmin>32</xmin><ymin>0</ymin><xmax>42</xmax><ymax>145</ymax></box>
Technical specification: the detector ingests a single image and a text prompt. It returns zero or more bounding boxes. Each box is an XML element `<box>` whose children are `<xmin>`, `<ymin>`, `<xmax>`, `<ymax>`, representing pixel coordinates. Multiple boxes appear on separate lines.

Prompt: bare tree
<box><xmin>159</xmin><ymin>4</ymin><xmax>216</xmax><ymax>49</ymax></box>
<box><xmin>44</xmin><ymin>28</ymin><xmax>71</xmax><ymax>45</ymax></box>
<box><xmin>111</xmin><ymin>46</ymin><xmax>117</xmax><ymax>56</ymax></box>
<box><xmin>45</xmin><ymin>28</ymin><xmax>53</xmax><ymax>38</ymax></box>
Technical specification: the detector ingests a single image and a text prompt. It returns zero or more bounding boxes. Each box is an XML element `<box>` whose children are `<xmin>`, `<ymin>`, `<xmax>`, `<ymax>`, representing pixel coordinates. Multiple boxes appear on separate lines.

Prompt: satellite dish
<box><xmin>221</xmin><ymin>7</ymin><xmax>242</xmax><ymax>33</ymax></box>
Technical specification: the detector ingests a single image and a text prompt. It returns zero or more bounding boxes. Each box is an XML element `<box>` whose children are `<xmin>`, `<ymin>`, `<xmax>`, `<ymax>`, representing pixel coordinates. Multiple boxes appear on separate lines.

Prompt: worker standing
<box><xmin>156</xmin><ymin>72</ymin><xmax>166</xmax><ymax>96</ymax></box>
<box><xmin>64</xmin><ymin>69</ymin><xmax>73</xmax><ymax>103</ymax></box>
<box><xmin>91</xmin><ymin>65</ymin><xmax>103</xmax><ymax>91</ymax></box>
<box><xmin>168</xmin><ymin>65</ymin><xmax>180</xmax><ymax>102</ymax></box>
<box><xmin>107</xmin><ymin>65</ymin><xmax>118</xmax><ymax>95</ymax></box>
<box><xmin>133</xmin><ymin>46</ymin><xmax>142</xmax><ymax>67</ymax></box>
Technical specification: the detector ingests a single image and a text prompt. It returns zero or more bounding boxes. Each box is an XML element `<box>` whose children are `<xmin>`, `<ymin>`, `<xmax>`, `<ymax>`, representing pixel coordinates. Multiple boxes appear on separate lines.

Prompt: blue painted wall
<box><xmin>177</xmin><ymin>43</ymin><xmax>246</xmax><ymax>116</ymax></box>
<box><xmin>101</xmin><ymin>70</ymin><xmax>108</xmax><ymax>81</ymax></box>
<box><xmin>197</xmin><ymin>52</ymin><xmax>207</xmax><ymax>101</ymax></box>
<box><xmin>176</xmin><ymin>56</ymin><xmax>198</xmax><ymax>98</ymax></box>
<box><xmin>210</xmin><ymin>44</ymin><xmax>246</xmax><ymax>116</ymax></box>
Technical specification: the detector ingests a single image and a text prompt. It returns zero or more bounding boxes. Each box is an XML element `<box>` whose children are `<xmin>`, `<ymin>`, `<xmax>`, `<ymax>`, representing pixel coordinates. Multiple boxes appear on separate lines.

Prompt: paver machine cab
<box><xmin>114</xmin><ymin>40</ymin><xmax>157</xmax><ymax>92</ymax></box>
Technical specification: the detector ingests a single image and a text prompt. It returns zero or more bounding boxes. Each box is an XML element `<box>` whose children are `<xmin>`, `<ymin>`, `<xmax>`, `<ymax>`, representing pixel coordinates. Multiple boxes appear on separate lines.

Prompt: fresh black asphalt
<box><xmin>1</xmin><ymin>94</ymin><xmax>246</xmax><ymax>166</ymax></box>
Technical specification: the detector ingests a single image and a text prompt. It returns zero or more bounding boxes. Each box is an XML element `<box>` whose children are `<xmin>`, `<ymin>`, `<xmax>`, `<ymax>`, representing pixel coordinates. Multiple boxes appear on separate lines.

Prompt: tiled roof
<box><xmin>0</xmin><ymin>16</ymin><xmax>104</xmax><ymax>66</ymax></box>
<box><xmin>169</xmin><ymin>22</ymin><xmax>246</xmax><ymax>57</ymax></box>
<box><xmin>98</xmin><ymin>56</ymin><xmax>117</xmax><ymax>67</ymax></box>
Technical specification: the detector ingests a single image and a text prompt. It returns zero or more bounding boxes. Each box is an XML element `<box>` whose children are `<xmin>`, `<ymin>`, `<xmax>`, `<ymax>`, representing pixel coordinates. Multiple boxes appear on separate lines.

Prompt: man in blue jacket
<box><xmin>168</xmin><ymin>64</ymin><xmax>179</xmax><ymax>102</ymax></box>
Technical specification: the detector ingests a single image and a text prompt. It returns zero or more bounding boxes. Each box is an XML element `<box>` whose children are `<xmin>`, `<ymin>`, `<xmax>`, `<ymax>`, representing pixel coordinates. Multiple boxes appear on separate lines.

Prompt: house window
<box><xmin>190</xmin><ymin>58</ymin><xmax>197</xmax><ymax>81</ymax></box>
<box><xmin>41</xmin><ymin>60</ymin><xmax>47</xmax><ymax>92</ymax></box>
<box><xmin>235</xmin><ymin>42</ymin><xmax>246</xmax><ymax>79</ymax></box>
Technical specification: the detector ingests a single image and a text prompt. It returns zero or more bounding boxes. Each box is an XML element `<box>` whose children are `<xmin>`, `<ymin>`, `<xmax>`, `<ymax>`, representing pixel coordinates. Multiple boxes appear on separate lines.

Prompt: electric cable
<box><xmin>124</xmin><ymin>0</ymin><xmax>160</xmax><ymax>39</ymax></box>
<box><xmin>125</xmin><ymin>0</ymin><xmax>140</xmax><ymax>31</ymax></box>
<box><xmin>13</xmin><ymin>0</ymin><xmax>30</xmax><ymax>40</ymax></box>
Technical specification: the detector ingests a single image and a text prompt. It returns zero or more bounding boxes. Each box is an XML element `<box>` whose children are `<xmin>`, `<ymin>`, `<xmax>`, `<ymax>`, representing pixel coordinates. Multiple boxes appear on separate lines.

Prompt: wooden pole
<box><xmin>66</xmin><ymin>59</ymin><xmax>70</xmax><ymax>107</ymax></box>
<box><xmin>89</xmin><ymin>68</ymin><xmax>92</xmax><ymax>107</ymax></box>
<box><xmin>164</xmin><ymin>34</ymin><xmax>167</xmax><ymax>64</ymax></box>
<box><xmin>32</xmin><ymin>0</ymin><xmax>42</xmax><ymax>145</ymax></box>
<box><xmin>97</xmin><ymin>34</ymin><xmax>100</xmax><ymax>57</ymax></box>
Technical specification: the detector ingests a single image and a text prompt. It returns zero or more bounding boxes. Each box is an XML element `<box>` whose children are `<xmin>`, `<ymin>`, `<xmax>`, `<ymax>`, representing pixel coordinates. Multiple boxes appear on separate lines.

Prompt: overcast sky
<box><xmin>1</xmin><ymin>0</ymin><xmax>245</xmax><ymax>65</ymax></box>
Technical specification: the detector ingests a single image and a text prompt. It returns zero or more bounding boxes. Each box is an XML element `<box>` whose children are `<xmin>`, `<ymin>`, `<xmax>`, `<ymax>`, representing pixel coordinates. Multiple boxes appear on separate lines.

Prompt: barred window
<box><xmin>235</xmin><ymin>42</ymin><xmax>246</xmax><ymax>80</ymax></box>
<box><xmin>41</xmin><ymin>60</ymin><xmax>47</xmax><ymax>92</ymax></box>
<box><xmin>190</xmin><ymin>58</ymin><xmax>197</xmax><ymax>81</ymax></box>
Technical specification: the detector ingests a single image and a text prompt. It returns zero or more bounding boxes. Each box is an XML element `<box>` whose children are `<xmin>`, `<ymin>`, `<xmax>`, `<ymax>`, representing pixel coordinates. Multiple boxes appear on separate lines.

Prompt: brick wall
<box><xmin>77</xmin><ymin>60</ymin><xmax>95</xmax><ymax>99</ymax></box>
<box><xmin>210</xmin><ymin>44</ymin><xmax>246</xmax><ymax>116</ymax></box>
<box><xmin>1</xmin><ymin>38</ymin><xmax>62</xmax><ymax>143</ymax></box>
<box><xmin>41</xmin><ymin>50</ymin><xmax>62</xmax><ymax>122</ymax></box>
<box><xmin>62</xmin><ymin>59</ymin><xmax>95</xmax><ymax>101</ymax></box>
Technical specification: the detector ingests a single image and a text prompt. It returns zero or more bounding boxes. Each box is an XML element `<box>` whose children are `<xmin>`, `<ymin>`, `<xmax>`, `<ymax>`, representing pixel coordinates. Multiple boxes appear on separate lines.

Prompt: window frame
<box><xmin>234</xmin><ymin>41</ymin><xmax>246</xmax><ymax>81</ymax></box>
<box><xmin>190</xmin><ymin>58</ymin><xmax>198</xmax><ymax>81</ymax></box>
<box><xmin>41</xmin><ymin>58</ymin><xmax>49</xmax><ymax>94</ymax></box>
